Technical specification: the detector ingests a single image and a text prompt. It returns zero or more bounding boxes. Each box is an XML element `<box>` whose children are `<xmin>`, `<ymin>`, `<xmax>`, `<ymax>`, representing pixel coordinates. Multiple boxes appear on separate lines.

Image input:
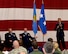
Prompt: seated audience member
<box><xmin>4</xmin><ymin>28</ymin><xmax>18</xmax><ymax>48</ymax></box>
<box><xmin>43</xmin><ymin>38</ymin><xmax>54</xmax><ymax>54</ymax></box>
<box><xmin>62</xmin><ymin>49</ymin><xmax>67</xmax><ymax>54</ymax></box>
<box><xmin>19</xmin><ymin>38</ymin><xmax>23</xmax><ymax>46</ymax></box>
<box><xmin>9</xmin><ymin>40</ymin><xmax>27</xmax><ymax>54</ymax></box>
<box><xmin>0</xmin><ymin>44</ymin><xmax>4</xmax><ymax>54</ymax></box>
<box><xmin>29</xmin><ymin>40</ymin><xmax>43</xmax><ymax>54</ymax></box>
<box><xmin>19</xmin><ymin>28</ymin><xmax>34</xmax><ymax>49</ymax></box>
<box><xmin>2</xmin><ymin>51</ymin><xmax>9</xmax><ymax>54</ymax></box>
<box><xmin>0</xmin><ymin>36</ymin><xmax>1</xmax><ymax>45</ymax></box>
<box><xmin>0</xmin><ymin>50</ymin><xmax>3</xmax><ymax>54</ymax></box>
<box><xmin>53</xmin><ymin>43</ymin><xmax>62</xmax><ymax>54</ymax></box>
<box><xmin>28</xmin><ymin>38</ymin><xmax>42</xmax><ymax>53</ymax></box>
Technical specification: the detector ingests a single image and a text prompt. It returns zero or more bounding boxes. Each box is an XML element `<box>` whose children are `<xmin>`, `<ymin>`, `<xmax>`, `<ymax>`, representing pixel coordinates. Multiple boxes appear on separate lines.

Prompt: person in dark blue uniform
<box><xmin>19</xmin><ymin>28</ymin><xmax>34</xmax><ymax>49</ymax></box>
<box><xmin>4</xmin><ymin>28</ymin><xmax>18</xmax><ymax>48</ymax></box>
<box><xmin>55</xmin><ymin>18</ymin><xmax>66</xmax><ymax>49</ymax></box>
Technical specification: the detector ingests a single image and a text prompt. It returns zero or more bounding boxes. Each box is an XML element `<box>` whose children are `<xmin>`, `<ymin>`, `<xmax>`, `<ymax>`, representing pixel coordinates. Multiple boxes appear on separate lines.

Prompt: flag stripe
<box><xmin>0</xmin><ymin>8</ymin><xmax>68</xmax><ymax>20</ymax></box>
<box><xmin>0</xmin><ymin>0</ymin><xmax>68</xmax><ymax>9</ymax></box>
<box><xmin>0</xmin><ymin>31</ymin><xmax>68</xmax><ymax>42</ymax></box>
<box><xmin>0</xmin><ymin>20</ymin><xmax>68</xmax><ymax>31</ymax></box>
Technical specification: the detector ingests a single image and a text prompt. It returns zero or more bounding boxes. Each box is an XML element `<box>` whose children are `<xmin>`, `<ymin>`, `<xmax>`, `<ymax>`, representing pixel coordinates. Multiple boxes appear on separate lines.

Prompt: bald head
<box><xmin>19</xmin><ymin>52</ymin><xmax>26</xmax><ymax>54</ymax></box>
<box><xmin>13</xmin><ymin>40</ymin><xmax>19</xmax><ymax>49</ymax></box>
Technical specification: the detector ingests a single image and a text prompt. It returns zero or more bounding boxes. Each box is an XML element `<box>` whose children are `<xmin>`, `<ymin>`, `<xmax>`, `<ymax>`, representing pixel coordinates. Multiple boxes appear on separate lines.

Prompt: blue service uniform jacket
<box><xmin>19</xmin><ymin>33</ymin><xmax>33</xmax><ymax>49</ymax></box>
<box><xmin>5</xmin><ymin>33</ymin><xmax>17</xmax><ymax>47</ymax></box>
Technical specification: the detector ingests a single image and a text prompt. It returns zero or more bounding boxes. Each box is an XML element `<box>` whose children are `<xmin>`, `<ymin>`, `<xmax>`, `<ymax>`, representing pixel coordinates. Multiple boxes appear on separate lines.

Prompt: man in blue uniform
<box><xmin>19</xmin><ymin>28</ymin><xmax>34</xmax><ymax>49</ymax></box>
<box><xmin>4</xmin><ymin>28</ymin><xmax>18</xmax><ymax>48</ymax></box>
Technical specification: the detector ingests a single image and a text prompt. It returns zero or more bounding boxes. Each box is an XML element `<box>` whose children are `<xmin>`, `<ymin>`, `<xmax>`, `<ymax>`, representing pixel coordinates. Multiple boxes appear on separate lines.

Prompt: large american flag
<box><xmin>0</xmin><ymin>0</ymin><xmax>68</xmax><ymax>41</ymax></box>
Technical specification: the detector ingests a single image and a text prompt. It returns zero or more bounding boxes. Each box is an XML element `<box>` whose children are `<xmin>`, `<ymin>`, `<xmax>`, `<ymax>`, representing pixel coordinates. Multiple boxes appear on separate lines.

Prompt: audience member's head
<box><xmin>54</xmin><ymin>42</ymin><xmax>59</xmax><ymax>49</ymax></box>
<box><xmin>32</xmin><ymin>38</ymin><xmax>36</xmax><ymax>43</ymax></box>
<box><xmin>53</xmin><ymin>43</ymin><xmax>62</xmax><ymax>54</ymax></box>
<box><xmin>13</xmin><ymin>40</ymin><xmax>20</xmax><ymax>49</ymax></box>
<box><xmin>8</xmin><ymin>28</ymin><xmax>12</xmax><ymax>33</ymax></box>
<box><xmin>43</xmin><ymin>38</ymin><xmax>54</xmax><ymax>54</ymax></box>
<box><xmin>32</xmin><ymin>41</ymin><xmax>38</xmax><ymax>49</ymax></box>
<box><xmin>19</xmin><ymin>39</ymin><xmax>23</xmax><ymax>46</ymax></box>
<box><xmin>48</xmin><ymin>38</ymin><xmax>53</xmax><ymax>42</ymax></box>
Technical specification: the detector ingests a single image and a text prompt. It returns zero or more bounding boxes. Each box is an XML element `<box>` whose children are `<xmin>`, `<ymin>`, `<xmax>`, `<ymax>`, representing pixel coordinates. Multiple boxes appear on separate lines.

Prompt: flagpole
<box><xmin>34</xmin><ymin>0</ymin><xmax>35</xmax><ymax>38</ymax></box>
<box><xmin>42</xmin><ymin>0</ymin><xmax>45</xmax><ymax>42</ymax></box>
<box><xmin>42</xmin><ymin>0</ymin><xmax>44</xmax><ymax>4</ymax></box>
<box><xmin>34</xmin><ymin>0</ymin><xmax>35</xmax><ymax>3</ymax></box>
<box><xmin>42</xmin><ymin>35</ymin><xmax>45</xmax><ymax>42</ymax></box>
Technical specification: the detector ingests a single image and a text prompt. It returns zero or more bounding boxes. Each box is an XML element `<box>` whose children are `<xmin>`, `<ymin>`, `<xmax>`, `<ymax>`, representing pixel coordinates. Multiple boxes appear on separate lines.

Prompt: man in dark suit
<box><xmin>19</xmin><ymin>28</ymin><xmax>34</xmax><ymax>49</ymax></box>
<box><xmin>5</xmin><ymin>28</ymin><xmax>18</xmax><ymax>48</ymax></box>
<box><xmin>55</xmin><ymin>18</ymin><xmax>65</xmax><ymax>49</ymax></box>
